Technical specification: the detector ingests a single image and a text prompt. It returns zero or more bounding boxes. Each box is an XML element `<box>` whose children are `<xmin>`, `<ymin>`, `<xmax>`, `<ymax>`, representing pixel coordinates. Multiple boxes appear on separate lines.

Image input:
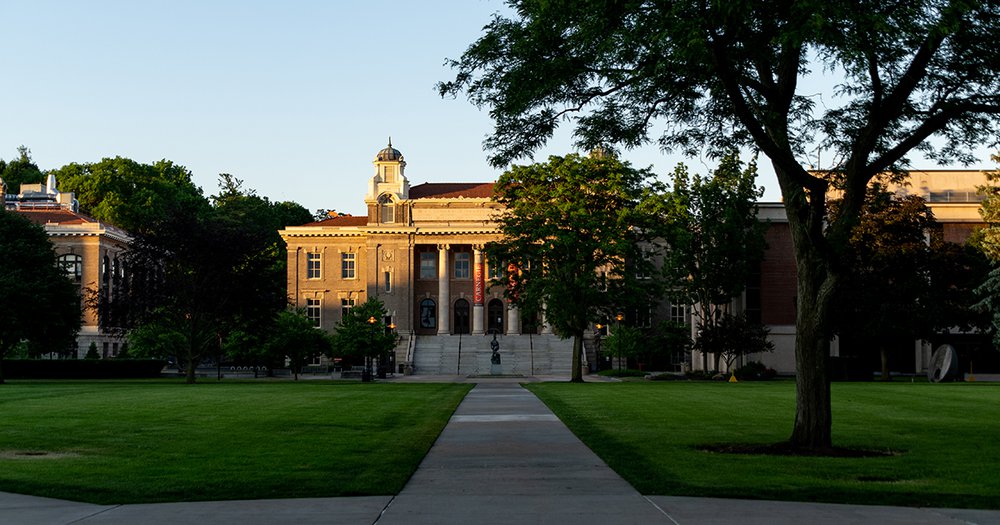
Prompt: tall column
<box><xmin>540</xmin><ymin>304</ymin><xmax>553</xmax><ymax>334</ymax></box>
<box><xmin>507</xmin><ymin>304</ymin><xmax>520</xmax><ymax>335</ymax></box>
<box><xmin>472</xmin><ymin>246</ymin><xmax>485</xmax><ymax>335</ymax></box>
<box><xmin>437</xmin><ymin>244</ymin><xmax>450</xmax><ymax>335</ymax></box>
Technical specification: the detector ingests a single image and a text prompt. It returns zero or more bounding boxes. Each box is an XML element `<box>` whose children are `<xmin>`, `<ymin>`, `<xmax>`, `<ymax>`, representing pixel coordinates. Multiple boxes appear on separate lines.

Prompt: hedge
<box><xmin>2</xmin><ymin>359</ymin><xmax>166</xmax><ymax>379</ymax></box>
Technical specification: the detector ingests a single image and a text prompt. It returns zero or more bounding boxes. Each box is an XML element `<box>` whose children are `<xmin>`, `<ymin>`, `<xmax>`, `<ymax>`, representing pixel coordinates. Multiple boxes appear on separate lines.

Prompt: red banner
<box><xmin>474</xmin><ymin>262</ymin><xmax>484</xmax><ymax>305</ymax></box>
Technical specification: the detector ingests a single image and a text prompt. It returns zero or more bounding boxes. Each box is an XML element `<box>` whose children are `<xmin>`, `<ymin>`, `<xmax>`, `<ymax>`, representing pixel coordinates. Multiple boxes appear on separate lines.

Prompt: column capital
<box><xmin>437</xmin><ymin>243</ymin><xmax>450</xmax><ymax>251</ymax></box>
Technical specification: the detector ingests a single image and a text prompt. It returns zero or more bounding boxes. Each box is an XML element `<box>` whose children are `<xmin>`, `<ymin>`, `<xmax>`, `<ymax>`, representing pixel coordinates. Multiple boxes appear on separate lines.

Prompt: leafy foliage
<box><xmin>694</xmin><ymin>312</ymin><xmax>774</xmax><ymax>372</ymax></box>
<box><xmin>443</xmin><ymin>0</ymin><xmax>1000</xmax><ymax>449</ymax></box>
<box><xmin>50</xmin><ymin>157</ymin><xmax>208</xmax><ymax>235</ymax></box>
<box><xmin>330</xmin><ymin>298</ymin><xmax>399</xmax><ymax>363</ymax></box>
<box><xmin>486</xmin><ymin>153</ymin><xmax>662</xmax><ymax>382</ymax></box>
<box><xmin>0</xmin><ymin>210</ymin><xmax>81</xmax><ymax>383</ymax></box>
<box><xmin>830</xmin><ymin>189</ymin><xmax>935</xmax><ymax>378</ymax></box>
<box><xmin>108</xmin><ymin>171</ymin><xmax>310</xmax><ymax>383</ymax></box>
<box><xmin>265</xmin><ymin>309</ymin><xmax>333</xmax><ymax>380</ymax></box>
<box><xmin>0</xmin><ymin>146</ymin><xmax>44</xmax><ymax>192</ymax></box>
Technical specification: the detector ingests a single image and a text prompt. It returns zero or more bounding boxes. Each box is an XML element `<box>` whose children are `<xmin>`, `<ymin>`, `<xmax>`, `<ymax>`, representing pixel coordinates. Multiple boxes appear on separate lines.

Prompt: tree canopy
<box><xmin>0</xmin><ymin>146</ymin><xmax>44</xmax><ymax>193</ymax></box>
<box><xmin>443</xmin><ymin>0</ymin><xmax>1000</xmax><ymax>450</ymax></box>
<box><xmin>50</xmin><ymin>157</ymin><xmax>208</xmax><ymax>235</ymax></box>
<box><xmin>487</xmin><ymin>153</ymin><xmax>661</xmax><ymax>382</ymax></box>
<box><xmin>0</xmin><ymin>210</ymin><xmax>81</xmax><ymax>383</ymax></box>
<box><xmin>108</xmin><ymin>172</ymin><xmax>310</xmax><ymax>383</ymax></box>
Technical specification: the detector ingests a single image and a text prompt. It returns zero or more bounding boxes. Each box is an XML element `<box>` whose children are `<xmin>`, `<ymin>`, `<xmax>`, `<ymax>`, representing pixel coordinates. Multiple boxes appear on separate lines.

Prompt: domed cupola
<box><xmin>375</xmin><ymin>139</ymin><xmax>404</xmax><ymax>162</ymax></box>
<box><xmin>366</xmin><ymin>137</ymin><xmax>410</xmax><ymax>208</ymax></box>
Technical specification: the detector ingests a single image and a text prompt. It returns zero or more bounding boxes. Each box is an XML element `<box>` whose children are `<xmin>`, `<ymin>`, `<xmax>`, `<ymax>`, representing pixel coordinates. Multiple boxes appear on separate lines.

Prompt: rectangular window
<box><xmin>669</xmin><ymin>303</ymin><xmax>687</xmax><ymax>325</ymax></box>
<box><xmin>454</xmin><ymin>252</ymin><xmax>471</xmax><ymax>279</ymax></box>
<box><xmin>635</xmin><ymin>249</ymin><xmax>652</xmax><ymax>280</ymax></box>
<box><xmin>384</xmin><ymin>271</ymin><xmax>392</xmax><ymax>293</ymax></box>
<box><xmin>419</xmin><ymin>252</ymin><xmax>436</xmax><ymax>280</ymax></box>
<box><xmin>341</xmin><ymin>253</ymin><xmax>356</xmax><ymax>279</ymax></box>
<box><xmin>636</xmin><ymin>306</ymin><xmax>652</xmax><ymax>329</ymax></box>
<box><xmin>306</xmin><ymin>298</ymin><xmax>322</xmax><ymax>327</ymax></box>
<box><xmin>307</xmin><ymin>252</ymin><xmax>322</xmax><ymax>279</ymax></box>
<box><xmin>341</xmin><ymin>298</ymin><xmax>355</xmax><ymax>318</ymax></box>
<box><xmin>488</xmin><ymin>258</ymin><xmax>504</xmax><ymax>280</ymax></box>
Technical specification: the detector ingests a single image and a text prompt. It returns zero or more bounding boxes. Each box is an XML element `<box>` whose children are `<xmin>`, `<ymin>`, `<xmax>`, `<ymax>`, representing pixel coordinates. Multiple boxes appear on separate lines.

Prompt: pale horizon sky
<box><xmin>2</xmin><ymin>1</ymin><xmax>994</xmax><ymax>217</ymax></box>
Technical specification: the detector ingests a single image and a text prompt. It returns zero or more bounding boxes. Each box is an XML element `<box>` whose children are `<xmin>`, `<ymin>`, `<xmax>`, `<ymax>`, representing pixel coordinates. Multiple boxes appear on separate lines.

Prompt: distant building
<box><xmin>279</xmin><ymin>141</ymin><xmax>583</xmax><ymax>375</ymax></box>
<box><xmin>4</xmin><ymin>175</ymin><xmax>130</xmax><ymax>358</ymax></box>
<box><xmin>281</xmin><ymin>142</ymin><xmax>992</xmax><ymax>377</ymax></box>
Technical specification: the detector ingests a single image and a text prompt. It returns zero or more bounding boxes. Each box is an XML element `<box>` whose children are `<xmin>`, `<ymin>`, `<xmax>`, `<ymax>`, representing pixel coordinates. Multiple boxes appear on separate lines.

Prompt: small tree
<box><xmin>655</xmin><ymin>155</ymin><xmax>767</xmax><ymax>371</ymax></box>
<box><xmin>330</xmin><ymin>298</ymin><xmax>398</xmax><ymax>381</ymax></box>
<box><xmin>85</xmin><ymin>342</ymin><xmax>100</xmax><ymax>360</ymax></box>
<box><xmin>654</xmin><ymin>320</ymin><xmax>693</xmax><ymax>371</ymax></box>
<box><xmin>695</xmin><ymin>313</ymin><xmax>774</xmax><ymax>374</ymax></box>
<box><xmin>603</xmin><ymin>325</ymin><xmax>644</xmax><ymax>373</ymax></box>
<box><xmin>265</xmin><ymin>309</ymin><xmax>333</xmax><ymax>381</ymax></box>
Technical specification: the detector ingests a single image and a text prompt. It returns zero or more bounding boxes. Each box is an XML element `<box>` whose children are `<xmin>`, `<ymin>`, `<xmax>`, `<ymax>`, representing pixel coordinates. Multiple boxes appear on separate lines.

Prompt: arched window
<box><xmin>58</xmin><ymin>254</ymin><xmax>82</xmax><ymax>282</ymax></box>
<box><xmin>419</xmin><ymin>299</ymin><xmax>436</xmax><ymax>329</ymax></box>
<box><xmin>378</xmin><ymin>194</ymin><xmax>395</xmax><ymax>223</ymax></box>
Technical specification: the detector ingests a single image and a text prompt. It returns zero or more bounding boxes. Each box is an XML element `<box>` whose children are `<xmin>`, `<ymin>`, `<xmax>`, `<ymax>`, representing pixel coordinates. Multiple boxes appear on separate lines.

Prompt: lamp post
<box><xmin>594</xmin><ymin>323</ymin><xmax>604</xmax><ymax>372</ymax></box>
<box><xmin>364</xmin><ymin>316</ymin><xmax>376</xmax><ymax>382</ymax></box>
<box><xmin>379</xmin><ymin>322</ymin><xmax>396</xmax><ymax>379</ymax></box>
<box><xmin>615</xmin><ymin>313</ymin><xmax>624</xmax><ymax>373</ymax></box>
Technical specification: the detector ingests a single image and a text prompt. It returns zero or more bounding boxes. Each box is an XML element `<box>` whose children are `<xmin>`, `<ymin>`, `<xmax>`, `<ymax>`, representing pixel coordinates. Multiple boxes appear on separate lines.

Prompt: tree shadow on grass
<box><xmin>697</xmin><ymin>442</ymin><xmax>901</xmax><ymax>458</ymax></box>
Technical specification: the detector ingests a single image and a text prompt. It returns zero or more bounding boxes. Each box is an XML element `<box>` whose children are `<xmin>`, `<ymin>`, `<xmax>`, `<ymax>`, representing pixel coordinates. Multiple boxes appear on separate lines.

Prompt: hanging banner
<box><xmin>474</xmin><ymin>262</ymin><xmax>484</xmax><ymax>305</ymax></box>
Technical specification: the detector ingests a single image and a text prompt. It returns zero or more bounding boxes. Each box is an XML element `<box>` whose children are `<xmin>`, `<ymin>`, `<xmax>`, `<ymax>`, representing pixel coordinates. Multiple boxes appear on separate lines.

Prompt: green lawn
<box><xmin>526</xmin><ymin>381</ymin><xmax>1000</xmax><ymax>509</ymax></box>
<box><xmin>0</xmin><ymin>380</ymin><xmax>471</xmax><ymax>504</ymax></box>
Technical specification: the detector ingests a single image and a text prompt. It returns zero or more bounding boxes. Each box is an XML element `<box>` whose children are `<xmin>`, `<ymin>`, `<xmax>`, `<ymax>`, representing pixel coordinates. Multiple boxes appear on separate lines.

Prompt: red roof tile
<box><xmin>14</xmin><ymin>209</ymin><xmax>94</xmax><ymax>226</ymax></box>
<box><xmin>302</xmin><ymin>214</ymin><xmax>369</xmax><ymax>227</ymax></box>
<box><xmin>409</xmin><ymin>182</ymin><xmax>495</xmax><ymax>199</ymax></box>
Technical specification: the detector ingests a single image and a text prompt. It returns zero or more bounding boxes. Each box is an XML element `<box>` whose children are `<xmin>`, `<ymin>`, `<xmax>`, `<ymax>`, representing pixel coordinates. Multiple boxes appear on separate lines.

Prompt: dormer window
<box><xmin>379</xmin><ymin>194</ymin><xmax>395</xmax><ymax>223</ymax></box>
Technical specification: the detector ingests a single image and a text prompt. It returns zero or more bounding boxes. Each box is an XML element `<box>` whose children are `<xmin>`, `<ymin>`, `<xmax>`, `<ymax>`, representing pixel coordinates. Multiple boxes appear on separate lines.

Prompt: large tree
<box><xmin>111</xmin><ymin>174</ymin><xmax>310</xmax><ymax>383</ymax></box>
<box><xmin>50</xmin><ymin>157</ymin><xmax>207</xmax><ymax>235</ymax></box>
<box><xmin>442</xmin><ymin>0</ymin><xmax>1000</xmax><ymax>450</ymax></box>
<box><xmin>486</xmin><ymin>153</ymin><xmax>661</xmax><ymax>382</ymax></box>
<box><xmin>0</xmin><ymin>210</ymin><xmax>81</xmax><ymax>383</ymax></box>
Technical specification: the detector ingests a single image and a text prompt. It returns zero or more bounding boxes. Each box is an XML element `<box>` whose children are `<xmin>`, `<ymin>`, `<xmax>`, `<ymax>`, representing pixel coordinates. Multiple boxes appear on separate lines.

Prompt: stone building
<box><xmin>279</xmin><ymin>141</ymin><xmax>576</xmax><ymax>375</ymax></box>
<box><xmin>3</xmin><ymin>175</ymin><xmax>130</xmax><ymax>358</ymax></box>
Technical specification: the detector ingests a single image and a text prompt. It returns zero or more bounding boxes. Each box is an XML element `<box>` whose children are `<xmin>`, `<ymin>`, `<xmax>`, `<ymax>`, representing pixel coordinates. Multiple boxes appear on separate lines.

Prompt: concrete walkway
<box><xmin>3</xmin><ymin>379</ymin><xmax>1000</xmax><ymax>524</ymax></box>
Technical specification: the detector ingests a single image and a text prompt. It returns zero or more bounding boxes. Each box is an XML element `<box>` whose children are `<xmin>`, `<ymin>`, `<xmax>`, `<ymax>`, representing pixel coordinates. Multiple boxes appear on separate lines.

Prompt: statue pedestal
<box><xmin>491</xmin><ymin>363</ymin><xmax>502</xmax><ymax>375</ymax></box>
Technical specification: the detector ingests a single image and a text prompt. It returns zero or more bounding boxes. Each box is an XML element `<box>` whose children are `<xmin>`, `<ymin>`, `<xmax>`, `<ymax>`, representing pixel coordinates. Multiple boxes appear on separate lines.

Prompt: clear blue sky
<box><xmin>1</xmin><ymin>1</ymin><xmax>992</xmax><ymax>216</ymax></box>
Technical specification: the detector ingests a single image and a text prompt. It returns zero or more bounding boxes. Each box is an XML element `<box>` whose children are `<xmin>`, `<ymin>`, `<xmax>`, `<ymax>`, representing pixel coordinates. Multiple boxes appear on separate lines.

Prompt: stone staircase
<box><xmin>411</xmin><ymin>334</ymin><xmax>575</xmax><ymax>376</ymax></box>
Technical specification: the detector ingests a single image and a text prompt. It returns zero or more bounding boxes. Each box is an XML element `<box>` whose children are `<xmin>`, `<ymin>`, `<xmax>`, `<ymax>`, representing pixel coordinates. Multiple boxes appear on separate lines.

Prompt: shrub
<box><xmin>733</xmin><ymin>361</ymin><xmax>777</xmax><ymax>381</ymax></box>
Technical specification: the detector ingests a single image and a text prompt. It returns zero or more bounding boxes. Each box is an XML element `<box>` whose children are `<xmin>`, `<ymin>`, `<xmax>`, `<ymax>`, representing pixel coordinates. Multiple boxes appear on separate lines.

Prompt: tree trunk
<box><xmin>880</xmin><ymin>345</ymin><xmax>891</xmax><ymax>381</ymax></box>
<box><xmin>0</xmin><ymin>357</ymin><xmax>5</xmax><ymax>385</ymax></box>
<box><xmin>787</xmin><ymin>224</ymin><xmax>836</xmax><ymax>451</ymax></box>
<box><xmin>713</xmin><ymin>352</ymin><xmax>721</xmax><ymax>372</ymax></box>
<box><xmin>570</xmin><ymin>332</ymin><xmax>584</xmax><ymax>382</ymax></box>
<box><xmin>185</xmin><ymin>362</ymin><xmax>196</xmax><ymax>384</ymax></box>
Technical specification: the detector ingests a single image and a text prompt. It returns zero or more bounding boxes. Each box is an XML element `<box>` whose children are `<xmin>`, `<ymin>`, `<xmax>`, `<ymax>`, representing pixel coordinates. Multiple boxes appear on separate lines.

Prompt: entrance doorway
<box><xmin>488</xmin><ymin>299</ymin><xmax>504</xmax><ymax>334</ymax></box>
<box><xmin>454</xmin><ymin>299</ymin><xmax>470</xmax><ymax>334</ymax></box>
